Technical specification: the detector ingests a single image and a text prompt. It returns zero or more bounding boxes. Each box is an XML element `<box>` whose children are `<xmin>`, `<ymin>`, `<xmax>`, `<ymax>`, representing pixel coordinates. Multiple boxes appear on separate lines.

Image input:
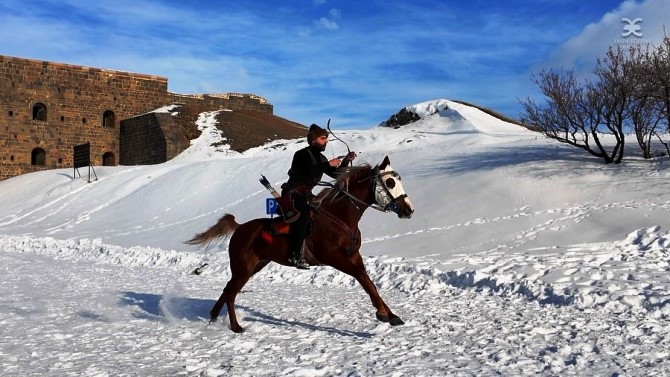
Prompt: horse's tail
<box><xmin>185</xmin><ymin>214</ymin><xmax>239</xmax><ymax>247</ymax></box>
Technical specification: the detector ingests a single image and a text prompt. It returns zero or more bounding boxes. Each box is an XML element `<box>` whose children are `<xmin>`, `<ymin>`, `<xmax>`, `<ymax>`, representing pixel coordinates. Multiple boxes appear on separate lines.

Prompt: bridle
<box><xmin>312</xmin><ymin>165</ymin><xmax>407</xmax><ymax>255</ymax></box>
<box><xmin>315</xmin><ymin>165</ymin><xmax>407</xmax><ymax>214</ymax></box>
<box><xmin>371</xmin><ymin>167</ymin><xmax>408</xmax><ymax>214</ymax></box>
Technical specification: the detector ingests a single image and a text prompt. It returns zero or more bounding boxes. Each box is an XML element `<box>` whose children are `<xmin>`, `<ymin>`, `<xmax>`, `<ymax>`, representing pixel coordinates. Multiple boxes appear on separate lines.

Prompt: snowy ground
<box><xmin>1</xmin><ymin>100</ymin><xmax>670</xmax><ymax>375</ymax></box>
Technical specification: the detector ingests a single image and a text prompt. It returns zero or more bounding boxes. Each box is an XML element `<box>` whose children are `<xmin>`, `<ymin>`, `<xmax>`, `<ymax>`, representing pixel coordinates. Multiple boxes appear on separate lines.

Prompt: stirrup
<box><xmin>288</xmin><ymin>256</ymin><xmax>310</xmax><ymax>270</ymax></box>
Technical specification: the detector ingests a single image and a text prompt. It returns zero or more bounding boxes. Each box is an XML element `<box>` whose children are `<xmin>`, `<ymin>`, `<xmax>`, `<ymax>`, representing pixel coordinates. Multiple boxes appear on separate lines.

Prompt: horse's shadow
<box><xmin>118</xmin><ymin>291</ymin><xmax>212</xmax><ymax>322</ymax></box>
<box><xmin>117</xmin><ymin>291</ymin><xmax>372</xmax><ymax>338</ymax></box>
<box><xmin>238</xmin><ymin>304</ymin><xmax>373</xmax><ymax>338</ymax></box>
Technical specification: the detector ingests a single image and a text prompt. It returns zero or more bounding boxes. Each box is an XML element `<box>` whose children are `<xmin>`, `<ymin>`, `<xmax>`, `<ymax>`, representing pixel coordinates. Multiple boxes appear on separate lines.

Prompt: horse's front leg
<box><xmin>363</xmin><ymin>276</ymin><xmax>404</xmax><ymax>326</ymax></box>
<box><xmin>343</xmin><ymin>253</ymin><xmax>404</xmax><ymax>326</ymax></box>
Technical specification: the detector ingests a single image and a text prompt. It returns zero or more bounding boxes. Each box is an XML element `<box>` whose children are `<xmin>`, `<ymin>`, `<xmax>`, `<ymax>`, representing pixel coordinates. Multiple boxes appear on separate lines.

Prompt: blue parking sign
<box><xmin>266</xmin><ymin>198</ymin><xmax>278</xmax><ymax>215</ymax></box>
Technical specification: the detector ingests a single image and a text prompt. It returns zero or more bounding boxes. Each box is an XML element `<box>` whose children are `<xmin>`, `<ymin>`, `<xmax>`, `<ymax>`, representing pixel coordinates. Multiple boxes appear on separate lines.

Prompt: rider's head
<box><xmin>307</xmin><ymin>124</ymin><xmax>329</xmax><ymax>151</ymax></box>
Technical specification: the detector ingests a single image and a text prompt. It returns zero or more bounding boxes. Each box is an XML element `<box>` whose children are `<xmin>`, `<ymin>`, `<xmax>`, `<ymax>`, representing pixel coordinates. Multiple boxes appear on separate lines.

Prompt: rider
<box><xmin>281</xmin><ymin>124</ymin><xmax>357</xmax><ymax>269</ymax></box>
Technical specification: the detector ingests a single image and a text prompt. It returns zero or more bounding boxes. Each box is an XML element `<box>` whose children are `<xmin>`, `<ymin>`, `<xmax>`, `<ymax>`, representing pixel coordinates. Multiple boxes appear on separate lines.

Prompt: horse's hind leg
<box><xmin>210</xmin><ymin>273</ymin><xmax>252</xmax><ymax>333</ymax></box>
<box><xmin>210</xmin><ymin>260</ymin><xmax>269</xmax><ymax>333</ymax></box>
<box><xmin>210</xmin><ymin>275</ymin><xmax>251</xmax><ymax>333</ymax></box>
<box><xmin>251</xmin><ymin>260</ymin><xmax>270</xmax><ymax>276</ymax></box>
<box><xmin>338</xmin><ymin>254</ymin><xmax>404</xmax><ymax>326</ymax></box>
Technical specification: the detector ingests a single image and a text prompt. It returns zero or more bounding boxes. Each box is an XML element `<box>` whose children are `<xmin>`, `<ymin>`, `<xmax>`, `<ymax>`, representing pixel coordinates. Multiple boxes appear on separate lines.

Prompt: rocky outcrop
<box><xmin>379</xmin><ymin>108</ymin><xmax>422</xmax><ymax>129</ymax></box>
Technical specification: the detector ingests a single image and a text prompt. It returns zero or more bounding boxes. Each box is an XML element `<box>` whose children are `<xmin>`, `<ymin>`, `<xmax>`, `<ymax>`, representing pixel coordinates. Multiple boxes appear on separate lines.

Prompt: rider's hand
<box><xmin>328</xmin><ymin>158</ymin><xmax>341</xmax><ymax>167</ymax></box>
<box><xmin>345</xmin><ymin>151</ymin><xmax>357</xmax><ymax>160</ymax></box>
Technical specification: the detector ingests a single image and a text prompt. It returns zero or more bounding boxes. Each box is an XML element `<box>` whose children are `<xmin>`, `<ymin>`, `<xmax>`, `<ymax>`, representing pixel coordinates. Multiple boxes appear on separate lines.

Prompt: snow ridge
<box><xmin>3</xmin><ymin>226</ymin><xmax>669</xmax><ymax>319</ymax></box>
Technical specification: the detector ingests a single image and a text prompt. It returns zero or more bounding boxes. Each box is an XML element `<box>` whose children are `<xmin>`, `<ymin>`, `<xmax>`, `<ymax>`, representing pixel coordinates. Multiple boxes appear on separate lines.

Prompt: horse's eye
<box><xmin>385</xmin><ymin>178</ymin><xmax>396</xmax><ymax>189</ymax></box>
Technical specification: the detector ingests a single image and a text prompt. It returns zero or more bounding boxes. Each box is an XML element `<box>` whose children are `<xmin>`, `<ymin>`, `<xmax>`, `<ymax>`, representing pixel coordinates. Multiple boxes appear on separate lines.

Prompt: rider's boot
<box><xmin>288</xmin><ymin>250</ymin><xmax>310</xmax><ymax>270</ymax></box>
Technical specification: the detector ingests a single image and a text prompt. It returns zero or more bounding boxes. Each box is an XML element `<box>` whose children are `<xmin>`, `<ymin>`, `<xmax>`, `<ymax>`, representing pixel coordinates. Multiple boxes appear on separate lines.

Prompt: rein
<box><xmin>309</xmin><ymin>180</ymin><xmax>364</xmax><ymax>255</ymax></box>
<box><xmin>316</xmin><ymin>176</ymin><xmax>388</xmax><ymax>213</ymax></box>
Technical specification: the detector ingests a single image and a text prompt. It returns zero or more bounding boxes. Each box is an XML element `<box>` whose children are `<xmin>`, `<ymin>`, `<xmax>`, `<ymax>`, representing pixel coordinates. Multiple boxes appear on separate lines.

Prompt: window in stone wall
<box><xmin>102</xmin><ymin>110</ymin><xmax>116</xmax><ymax>128</ymax></box>
<box><xmin>31</xmin><ymin>148</ymin><xmax>46</xmax><ymax>166</ymax></box>
<box><xmin>8</xmin><ymin>110</ymin><xmax>13</xmax><ymax>116</ymax></box>
<box><xmin>32</xmin><ymin>103</ymin><xmax>47</xmax><ymax>121</ymax></box>
<box><xmin>103</xmin><ymin>152</ymin><xmax>116</xmax><ymax>166</ymax></box>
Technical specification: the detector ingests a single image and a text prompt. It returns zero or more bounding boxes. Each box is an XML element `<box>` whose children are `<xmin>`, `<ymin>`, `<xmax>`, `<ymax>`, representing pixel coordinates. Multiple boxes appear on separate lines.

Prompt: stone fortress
<box><xmin>0</xmin><ymin>55</ymin><xmax>303</xmax><ymax>181</ymax></box>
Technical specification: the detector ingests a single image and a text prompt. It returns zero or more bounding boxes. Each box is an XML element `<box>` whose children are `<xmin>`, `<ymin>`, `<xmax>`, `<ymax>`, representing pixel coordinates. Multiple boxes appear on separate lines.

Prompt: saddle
<box><xmin>262</xmin><ymin>217</ymin><xmax>290</xmax><ymax>237</ymax></box>
<box><xmin>260</xmin><ymin>215</ymin><xmax>313</xmax><ymax>245</ymax></box>
<box><xmin>276</xmin><ymin>182</ymin><xmax>315</xmax><ymax>224</ymax></box>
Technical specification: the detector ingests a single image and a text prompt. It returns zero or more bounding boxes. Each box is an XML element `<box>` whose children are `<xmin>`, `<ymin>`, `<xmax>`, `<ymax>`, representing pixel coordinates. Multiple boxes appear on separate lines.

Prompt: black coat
<box><xmin>285</xmin><ymin>146</ymin><xmax>338</xmax><ymax>193</ymax></box>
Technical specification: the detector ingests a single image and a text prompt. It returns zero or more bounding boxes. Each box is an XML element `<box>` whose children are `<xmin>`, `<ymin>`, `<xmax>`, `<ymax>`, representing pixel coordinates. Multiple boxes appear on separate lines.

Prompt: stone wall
<box><xmin>119</xmin><ymin>113</ymin><xmax>167</xmax><ymax>166</ymax></box>
<box><xmin>0</xmin><ymin>55</ymin><xmax>272</xmax><ymax>181</ymax></box>
<box><xmin>170</xmin><ymin>93</ymin><xmax>272</xmax><ymax>113</ymax></box>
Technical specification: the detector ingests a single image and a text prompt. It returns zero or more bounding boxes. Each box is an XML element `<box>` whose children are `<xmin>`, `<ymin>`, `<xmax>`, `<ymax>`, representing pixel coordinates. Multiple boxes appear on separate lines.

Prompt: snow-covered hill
<box><xmin>2</xmin><ymin>99</ymin><xmax>670</xmax><ymax>375</ymax></box>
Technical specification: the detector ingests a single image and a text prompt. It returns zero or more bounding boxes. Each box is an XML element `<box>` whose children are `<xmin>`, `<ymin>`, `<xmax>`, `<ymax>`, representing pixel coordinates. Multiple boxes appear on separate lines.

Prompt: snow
<box><xmin>2</xmin><ymin>99</ymin><xmax>670</xmax><ymax>375</ymax></box>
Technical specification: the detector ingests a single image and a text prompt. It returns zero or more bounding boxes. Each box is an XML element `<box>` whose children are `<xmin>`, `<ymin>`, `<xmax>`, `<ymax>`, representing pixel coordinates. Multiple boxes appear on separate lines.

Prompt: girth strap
<box><xmin>311</xmin><ymin>204</ymin><xmax>359</xmax><ymax>255</ymax></box>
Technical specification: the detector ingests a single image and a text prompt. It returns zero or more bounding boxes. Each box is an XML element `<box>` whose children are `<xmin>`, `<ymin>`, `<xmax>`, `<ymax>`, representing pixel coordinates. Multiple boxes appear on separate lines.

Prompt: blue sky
<box><xmin>1</xmin><ymin>0</ymin><xmax>667</xmax><ymax>128</ymax></box>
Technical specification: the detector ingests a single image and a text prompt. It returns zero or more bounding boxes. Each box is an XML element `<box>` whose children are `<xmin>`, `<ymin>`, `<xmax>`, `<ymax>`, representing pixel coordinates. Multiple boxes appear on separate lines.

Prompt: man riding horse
<box><xmin>281</xmin><ymin>124</ymin><xmax>357</xmax><ymax>269</ymax></box>
<box><xmin>186</xmin><ymin>149</ymin><xmax>414</xmax><ymax>332</ymax></box>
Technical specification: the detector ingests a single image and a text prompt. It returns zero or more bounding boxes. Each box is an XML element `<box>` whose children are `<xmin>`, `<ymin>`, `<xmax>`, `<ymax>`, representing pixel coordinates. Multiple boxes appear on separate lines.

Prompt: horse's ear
<box><xmin>380</xmin><ymin>155</ymin><xmax>391</xmax><ymax>170</ymax></box>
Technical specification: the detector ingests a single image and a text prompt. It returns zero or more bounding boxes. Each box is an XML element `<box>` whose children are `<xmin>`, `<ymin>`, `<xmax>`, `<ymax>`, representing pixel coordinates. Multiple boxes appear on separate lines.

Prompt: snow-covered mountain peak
<box><xmin>381</xmin><ymin>99</ymin><xmax>525</xmax><ymax>134</ymax></box>
<box><xmin>405</xmin><ymin>99</ymin><xmax>451</xmax><ymax>118</ymax></box>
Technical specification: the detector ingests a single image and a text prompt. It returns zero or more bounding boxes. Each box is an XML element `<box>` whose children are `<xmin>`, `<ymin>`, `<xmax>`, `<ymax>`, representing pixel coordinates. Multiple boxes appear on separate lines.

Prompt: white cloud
<box><xmin>542</xmin><ymin>0</ymin><xmax>669</xmax><ymax>73</ymax></box>
<box><xmin>315</xmin><ymin>7</ymin><xmax>341</xmax><ymax>31</ymax></box>
<box><xmin>318</xmin><ymin>17</ymin><xmax>339</xmax><ymax>30</ymax></box>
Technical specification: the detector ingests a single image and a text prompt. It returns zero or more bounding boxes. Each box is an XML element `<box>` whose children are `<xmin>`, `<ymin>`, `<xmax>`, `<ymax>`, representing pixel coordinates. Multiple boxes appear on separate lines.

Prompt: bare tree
<box><xmin>625</xmin><ymin>44</ymin><xmax>664</xmax><ymax>158</ymax></box>
<box><xmin>521</xmin><ymin>46</ymin><xmax>644</xmax><ymax>163</ymax></box>
<box><xmin>593</xmin><ymin>47</ymin><xmax>642</xmax><ymax>163</ymax></box>
<box><xmin>520</xmin><ymin>68</ymin><xmax>621</xmax><ymax>163</ymax></box>
<box><xmin>649</xmin><ymin>35</ymin><xmax>670</xmax><ymax>156</ymax></box>
<box><xmin>631</xmin><ymin>94</ymin><xmax>664</xmax><ymax>158</ymax></box>
<box><xmin>654</xmin><ymin>36</ymin><xmax>670</xmax><ymax>130</ymax></box>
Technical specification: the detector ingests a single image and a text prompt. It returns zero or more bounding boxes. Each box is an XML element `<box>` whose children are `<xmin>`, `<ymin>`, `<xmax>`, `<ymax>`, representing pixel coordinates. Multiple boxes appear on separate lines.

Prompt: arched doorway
<box><xmin>31</xmin><ymin>148</ymin><xmax>46</xmax><ymax>165</ymax></box>
<box><xmin>102</xmin><ymin>152</ymin><xmax>116</xmax><ymax>166</ymax></box>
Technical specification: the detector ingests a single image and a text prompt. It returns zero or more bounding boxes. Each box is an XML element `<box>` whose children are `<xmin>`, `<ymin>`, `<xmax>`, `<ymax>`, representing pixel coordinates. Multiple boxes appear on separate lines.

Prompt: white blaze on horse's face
<box><xmin>375</xmin><ymin>156</ymin><xmax>415</xmax><ymax>219</ymax></box>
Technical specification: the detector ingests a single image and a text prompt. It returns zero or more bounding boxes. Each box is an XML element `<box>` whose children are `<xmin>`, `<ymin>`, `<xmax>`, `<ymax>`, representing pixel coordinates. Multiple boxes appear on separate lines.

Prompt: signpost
<box><xmin>73</xmin><ymin>142</ymin><xmax>98</xmax><ymax>183</ymax></box>
<box><xmin>266</xmin><ymin>198</ymin><xmax>278</xmax><ymax>215</ymax></box>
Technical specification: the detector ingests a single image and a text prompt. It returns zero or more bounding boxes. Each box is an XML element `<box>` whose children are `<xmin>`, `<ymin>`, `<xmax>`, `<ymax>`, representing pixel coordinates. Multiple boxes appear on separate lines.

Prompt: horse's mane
<box><xmin>315</xmin><ymin>163</ymin><xmax>373</xmax><ymax>204</ymax></box>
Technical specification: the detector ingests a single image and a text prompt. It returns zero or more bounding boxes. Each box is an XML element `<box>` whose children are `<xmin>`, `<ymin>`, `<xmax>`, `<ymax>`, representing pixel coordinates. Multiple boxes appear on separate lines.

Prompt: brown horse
<box><xmin>186</xmin><ymin>155</ymin><xmax>415</xmax><ymax>333</ymax></box>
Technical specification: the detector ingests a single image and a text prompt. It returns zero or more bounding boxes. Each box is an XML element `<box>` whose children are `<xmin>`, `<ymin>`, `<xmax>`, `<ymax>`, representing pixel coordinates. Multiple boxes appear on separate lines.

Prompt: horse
<box><xmin>185</xmin><ymin>155</ymin><xmax>415</xmax><ymax>333</ymax></box>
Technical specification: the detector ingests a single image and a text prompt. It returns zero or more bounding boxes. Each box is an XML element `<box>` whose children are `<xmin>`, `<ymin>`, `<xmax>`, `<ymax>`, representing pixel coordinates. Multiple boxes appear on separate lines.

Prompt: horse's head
<box><xmin>372</xmin><ymin>156</ymin><xmax>414</xmax><ymax>219</ymax></box>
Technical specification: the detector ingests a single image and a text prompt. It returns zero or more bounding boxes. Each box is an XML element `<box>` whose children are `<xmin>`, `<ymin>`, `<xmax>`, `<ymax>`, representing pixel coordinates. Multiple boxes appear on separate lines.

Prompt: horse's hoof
<box><xmin>375</xmin><ymin>312</ymin><xmax>390</xmax><ymax>323</ymax></box>
<box><xmin>230</xmin><ymin>325</ymin><xmax>245</xmax><ymax>333</ymax></box>
<box><xmin>389</xmin><ymin>317</ymin><xmax>405</xmax><ymax>326</ymax></box>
